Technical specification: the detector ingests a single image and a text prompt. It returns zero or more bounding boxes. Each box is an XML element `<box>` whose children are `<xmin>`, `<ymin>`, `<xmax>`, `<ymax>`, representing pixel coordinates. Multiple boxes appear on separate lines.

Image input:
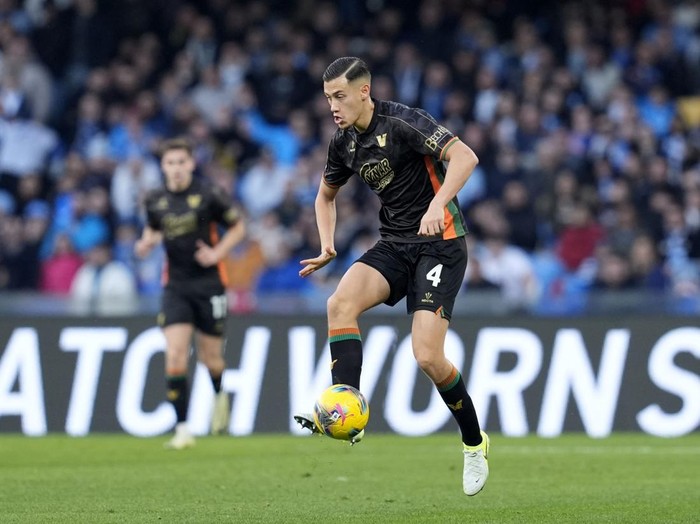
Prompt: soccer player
<box><xmin>135</xmin><ymin>138</ymin><xmax>245</xmax><ymax>450</ymax></box>
<box><xmin>295</xmin><ymin>57</ymin><xmax>489</xmax><ymax>495</ymax></box>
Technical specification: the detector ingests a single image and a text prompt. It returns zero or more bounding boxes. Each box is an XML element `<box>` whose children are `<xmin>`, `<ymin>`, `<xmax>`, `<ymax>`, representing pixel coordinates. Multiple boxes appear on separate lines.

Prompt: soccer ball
<box><xmin>313</xmin><ymin>384</ymin><xmax>369</xmax><ymax>441</ymax></box>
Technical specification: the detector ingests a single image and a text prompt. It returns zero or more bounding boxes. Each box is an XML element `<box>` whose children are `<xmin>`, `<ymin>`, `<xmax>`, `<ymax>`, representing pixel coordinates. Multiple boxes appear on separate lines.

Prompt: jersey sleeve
<box><xmin>322</xmin><ymin>135</ymin><xmax>353</xmax><ymax>188</ymax></box>
<box><xmin>398</xmin><ymin>107</ymin><xmax>460</xmax><ymax>161</ymax></box>
<box><xmin>144</xmin><ymin>191</ymin><xmax>162</xmax><ymax>230</ymax></box>
<box><xmin>209</xmin><ymin>185</ymin><xmax>241</xmax><ymax>227</ymax></box>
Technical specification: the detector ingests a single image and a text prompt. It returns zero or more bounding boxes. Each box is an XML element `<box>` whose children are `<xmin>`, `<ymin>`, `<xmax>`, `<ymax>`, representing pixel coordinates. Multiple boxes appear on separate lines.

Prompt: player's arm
<box><xmin>418</xmin><ymin>140</ymin><xmax>479</xmax><ymax>237</ymax></box>
<box><xmin>134</xmin><ymin>225</ymin><xmax>163</xmax><ymax>258</ymax></box>
<box><xmin>299</xmin><ymin>180</ymin><xmax>340</xmax><ymax>277</ymax></box>
<box><xmin>194</xmin><ymin>220</ymin><xmax>246</xmax><ymax>267</ymax></box>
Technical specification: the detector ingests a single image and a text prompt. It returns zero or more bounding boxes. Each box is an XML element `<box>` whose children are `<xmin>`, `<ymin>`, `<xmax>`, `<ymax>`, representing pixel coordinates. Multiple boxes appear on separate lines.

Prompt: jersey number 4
<box><xmin>426</xmin><ymin>264</ymin><xmax>443</xmax><ymax>287</ymax></box>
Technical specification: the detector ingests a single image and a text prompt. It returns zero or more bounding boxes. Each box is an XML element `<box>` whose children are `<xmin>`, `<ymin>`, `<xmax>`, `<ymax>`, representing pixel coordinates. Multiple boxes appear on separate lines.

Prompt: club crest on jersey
<box><xmin>155</xmin><ymin>197</ymin><xmax>168</xmax><ymax>210</ymax></box>
<box><xmin>348</xmin><ymin>140</ymin><xmax>356</xmax><ymax>152</ymax></box>
<box><xmin>376</xmin><ymin>133</ymin><xmax>387</xmax><ymax>147</ymax></box>
<box><xmin>187</xmin><ymin>194</ymin><xmax>202</xmax><ymax>208</ymax></box>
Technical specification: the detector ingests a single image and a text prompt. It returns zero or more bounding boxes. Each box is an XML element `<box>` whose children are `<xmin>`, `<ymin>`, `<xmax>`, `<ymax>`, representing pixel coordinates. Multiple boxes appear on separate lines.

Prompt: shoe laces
<box><xmin>464</xmin><ymin>449</ymin><xmax>485</xmax><ymax>474</ymax></box>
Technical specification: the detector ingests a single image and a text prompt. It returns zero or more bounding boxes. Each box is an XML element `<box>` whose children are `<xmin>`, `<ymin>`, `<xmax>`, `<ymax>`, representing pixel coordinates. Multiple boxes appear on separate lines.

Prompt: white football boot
<box><xmin>462</xmin><ymin>431</ymin><xmax>490</xmax><ymax>495</ymax></box>
<box><xmin>210</xmin><ymin>390</ymin><xmax>230</xmax><ymax>435</ymax></box>
<box><xmin>164</xmin><ymin>422</ymin><xmax>195</xmax><ymax>450</ymax></box>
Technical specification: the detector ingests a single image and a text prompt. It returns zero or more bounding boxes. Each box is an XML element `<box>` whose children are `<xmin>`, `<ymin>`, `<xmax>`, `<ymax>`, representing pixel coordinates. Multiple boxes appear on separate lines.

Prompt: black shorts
<box><xmin>158</xmin><ymin>281</ymin><xmax>227</xmax><ymax>336</ymax></box>
<box><xmin>356</xmin><ymin>237</ymin><xmax>467</xmax><ymax>320</ymax></box>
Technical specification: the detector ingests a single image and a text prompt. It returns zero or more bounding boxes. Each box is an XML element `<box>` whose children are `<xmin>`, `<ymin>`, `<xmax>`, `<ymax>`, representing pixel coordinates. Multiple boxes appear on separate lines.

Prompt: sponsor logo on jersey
<box><xmin>376</xmin><ymin>133</ymin><xmax>387</xmax><ymax>147</ymax></box>
<box><xmin>162</xmin><ymin>211</ymin><xmax>198</xmax><ymax>238</ymax></box>
<box><xmin>359</xmin><ymin>158</ymin><xmax>395</xmax><ymax>192</ymax></box>
<box><xmin>421</xmin><ymin>292</ymin><xmax>434</xmax><ymax>304</ymax></box>
<box><xmin>424</xmin><ymin>125</ymin><xmax>450</xmax><ymax>151</ymax></box>
<box><xmin>155</xmin><ymin>197</ymin><xmax>168</xmax><ymax>210</ymax></box>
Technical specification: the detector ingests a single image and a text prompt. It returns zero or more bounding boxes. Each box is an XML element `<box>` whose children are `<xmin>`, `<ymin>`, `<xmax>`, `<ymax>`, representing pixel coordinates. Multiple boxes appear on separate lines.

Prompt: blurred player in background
<box><xmin>295</xmin><ymin>57</ymin><xmax>489</xmax><ymax>495</ymax></box>
<box><xmin>135</xmin><ymin>138</ymin><xmax>245</xmax><ymax>449</ymax></box>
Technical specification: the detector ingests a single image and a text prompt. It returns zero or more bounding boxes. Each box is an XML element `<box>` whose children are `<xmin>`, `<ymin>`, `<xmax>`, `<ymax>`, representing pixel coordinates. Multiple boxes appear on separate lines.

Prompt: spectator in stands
<box><xmin>556</xmin><ymin>200</ymin><xmax>605</xmax><ymax>273</ymax></box>
<box><xmin>110</xmin><ymin>154</ymin><xmax>161</xmax><ymax>223</ymax></box>
<box><xmin>0</xmin><ymin>34</ymin><xmax>53</xmax><ymax>122</ymax></box>
<box><xmin>628</xmin><ymin>233</ymin><xmax>668</xmax><ymax>290</ymax></box>
<box><xmin>189</xmin><ymin>64</ymin><xmax>233</xmax><ymax>128</ymax></box>
<box><xmin>502</xmin><ymin>180</ymin><xmax>538</xmax><ymax>252</ymax></box>
<box><xmin>466</xmin><ymin>201</ymin><xmax>539</xmax><ymax>310</ymax></box>
<box><xmin>0</xmin><ymin>0</ymin><xmax>696</xmax><ymax>315</ymax></box>
<box><xmin>20</xmin><ymin>199</ymin><xmax>50</xmax><ymax>284</ymax></box>
<box><xmin>591</xmin><ymin>245</ymin><xmax>636</xmax><ymax>290</ymax></box>
<box><xmin>0</xmin><ymin>94</ymin><xmax>58</xmax><ymax>194</ymax></box>
<box><xmin>0</xmin><ymin>214</ymin><xmax>33</xmax><ymax>288</ymax></box>
<box><xmin>40</xmin><ymin>232</ymin><xmax>82</xmax><ymax>295</ymax></box>
<box><xmin>580</xmin><ymin>43</ymin><xmax>621</xmax><ymax>111</ymax></box>
<box><xmin>70</xmin><ymin>241</ymin><xmax>137</xmax><ymax>315</ymax></box>
<box><xmin>238</xmin><ymin>147</ymin><xmax>293</xmax><ymax>218</ymax></box>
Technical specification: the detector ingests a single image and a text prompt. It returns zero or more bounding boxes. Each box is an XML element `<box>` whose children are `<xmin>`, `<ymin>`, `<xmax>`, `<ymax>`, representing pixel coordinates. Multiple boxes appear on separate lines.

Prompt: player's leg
<box><xmin>411</xmin><ymin>310</ymin><xmax>483</xmax><ymax>443</ymax></box>
<box><xmin>193</xmin><ymin>289</ymin><xmax>229</xmax><ymax>435</ymax></box>
<box><xmin>412</xmin><ymin>311</ymin><xmax>489</xmax><ymax>495</ymax></box>
<box><xmin>163</xmin><ymin>322</ymin><xmax>196</xmax><ymax>449</ymax></box>
<box><xmin>195</xmin><ymin>331</ymin><xmax>230</xmax><ymax>435</ymax></box>
<box><xmin>325</xmin><ymin>261</ymin><xmax>391</xmax><ymax>388</ymax></box>
<box><xmin>411</xmin><ymin>238</ymin><xmax>488</xmax><ymax>495</ymax></box>
<box><xmin>294</xmin><ymin>261</ymin><xmax>390</xmax><ymax>437</ymax></box>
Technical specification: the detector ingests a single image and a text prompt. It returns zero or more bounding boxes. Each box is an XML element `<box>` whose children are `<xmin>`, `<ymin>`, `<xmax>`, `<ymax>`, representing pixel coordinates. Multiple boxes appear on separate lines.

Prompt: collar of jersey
<box><xmin>349</xmin><ymin>98</ymin><xmax>381</xmax><ymax>137</ymax></box>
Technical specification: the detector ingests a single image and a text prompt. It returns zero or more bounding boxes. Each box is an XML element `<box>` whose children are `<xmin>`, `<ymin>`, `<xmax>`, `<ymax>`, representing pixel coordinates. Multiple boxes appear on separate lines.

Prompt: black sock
<box><xmin>210</xmin><ymin>373</ymin><xmax>222</xmax><ymax>394</ymax></box>
<box><xmin>436</xmin><ymin>366</ymin><xmax>482</xmax><ymax>446</ymax></box>
<box><xmin>166</xmin><ymin>374</ymin><xmax>189</xmax><ymax>423</ymax></box>
<box><xmin>328</xmin><ymin>328</ymin><xmax>363</xmax><ymax>389</ymax></box>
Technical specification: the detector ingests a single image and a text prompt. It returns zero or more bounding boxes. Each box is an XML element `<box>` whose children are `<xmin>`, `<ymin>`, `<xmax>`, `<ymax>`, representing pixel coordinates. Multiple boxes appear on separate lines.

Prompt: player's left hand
<box><xmin>418</xmin><ymin>204</ymin><xmax>446</xmax><ymax>237</ymax></box>
<box><xmin>299</xmin><ymin>246</ymin><xmax>337</xmax><ymax>277</ymax></box>
<box><xmin>194</xmin><ymin>240</ymin><xmax>220</xmax><ymax>267</ymax></box>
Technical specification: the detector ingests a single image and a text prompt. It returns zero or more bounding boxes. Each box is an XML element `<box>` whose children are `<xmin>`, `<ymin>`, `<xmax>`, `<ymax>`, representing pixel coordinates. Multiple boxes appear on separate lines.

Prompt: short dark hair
<box><xmin>322</xmin><ymin>57</ymin><xmax>371</xmax><ymax>83</ymax></box>
<box><xmin>159</xmin><ymin>137</ymin><xmax>193</xmax><ymax>158</ymax></box>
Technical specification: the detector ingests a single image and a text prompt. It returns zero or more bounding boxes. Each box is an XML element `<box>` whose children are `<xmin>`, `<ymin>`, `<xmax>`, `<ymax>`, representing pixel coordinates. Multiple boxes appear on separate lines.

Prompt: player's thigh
<box><xmin>353</xmin><ymin>241</ymin><xmax>411</xmax><ymax>308</ymax></box>
<box><xmin>409</xmin><ymin>238</ymin><xmax>467</xmax><ymax>320</ymax></box>
<box><xmin>331</xmin><ymin>261</ymin><xmax>392</xmax><ymax>319</ymax></box>
<box><xmin>159</xmin><ymin>286</ymin><xmax>195</xmax><ymax>328</ymax></box>
<box><xmin>159</xmin><ymin>287</ymin><xmax>195</xmax><ymax>369</ymax></box>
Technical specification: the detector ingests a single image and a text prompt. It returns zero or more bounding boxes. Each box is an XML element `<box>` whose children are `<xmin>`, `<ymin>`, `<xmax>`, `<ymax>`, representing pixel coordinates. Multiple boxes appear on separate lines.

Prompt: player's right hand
<box><xmin>299</xmin><ymin>246</ymin><xmax>337</xmax><ymax>278</ymax></box>
<box><xmin>134</xmin><ymin>239</ymin><xmax>152</xmax><ymax>259</ymax></box>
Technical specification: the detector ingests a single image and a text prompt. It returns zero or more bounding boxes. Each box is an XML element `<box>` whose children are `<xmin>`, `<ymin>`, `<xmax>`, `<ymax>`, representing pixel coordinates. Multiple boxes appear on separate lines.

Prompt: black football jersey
<box><xmin>144</xmin><ymin>178</ymin><xmax>240</xmax><ymax>286</ymax></box>
<box><xmin>323</xmin><ymin>99</ymin><xmax>468</xmax><ymax>242</ymax></box>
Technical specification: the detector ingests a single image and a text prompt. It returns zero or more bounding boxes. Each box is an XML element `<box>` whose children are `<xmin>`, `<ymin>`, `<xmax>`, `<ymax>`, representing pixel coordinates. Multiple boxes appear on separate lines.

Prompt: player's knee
<box><xmin>413</xmin><ymin>347</ymin><xmax>440</xmax><ymax>377</ymax></box>
<box><xmin>327</xmin><ymin>292</ymin><xmax>358</xmax><ymax>322</ymax></box>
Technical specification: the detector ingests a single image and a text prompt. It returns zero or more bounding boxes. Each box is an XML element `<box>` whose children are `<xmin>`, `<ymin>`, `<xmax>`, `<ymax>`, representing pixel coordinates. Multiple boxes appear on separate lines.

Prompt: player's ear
<box><xmin>360</xmin><ymin>82</ymin><xmax>370</xmax><ymax>100</ymax></box>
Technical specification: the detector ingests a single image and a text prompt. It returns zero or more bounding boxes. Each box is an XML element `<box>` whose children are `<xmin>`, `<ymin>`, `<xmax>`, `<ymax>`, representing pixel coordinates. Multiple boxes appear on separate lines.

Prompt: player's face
<box><xmin>324</xmin><ymin>76</ymin><xmax>370</xmax><ymax>131</ymax></box>
<box><xmin>161</xmin><ymin>149</ymin><xmax>195</xmax><ymax>192</ymax></box>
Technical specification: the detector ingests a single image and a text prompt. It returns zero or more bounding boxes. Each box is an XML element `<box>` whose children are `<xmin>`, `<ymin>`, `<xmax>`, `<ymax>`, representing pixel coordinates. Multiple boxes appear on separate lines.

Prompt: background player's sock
<box><xmin>210</xmin><ymin>372</ymin><xmax>222</xmax><ymax>394</ymax></box>
<box><xmin>436</xmin><ymin>365</ymin><xmax>482</xmax><ymax>446</ymax></box>
<box><xmin>329</xmin><ymin>327</ymin><xmax>363</xmax><ymax>389</ymax></box>
<box><xmin>166</xmin><ymin>373</ymin><xmax>189</xmax><ymax>423</ymax></box>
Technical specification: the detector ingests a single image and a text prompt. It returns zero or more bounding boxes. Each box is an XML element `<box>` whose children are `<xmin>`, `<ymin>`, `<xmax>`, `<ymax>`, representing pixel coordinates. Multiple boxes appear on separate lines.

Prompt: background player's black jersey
<box><xmin>144</xmin><ymin>178</ymin><xmax>240</xmax><ymax>287</ymax></box>
<box><xmin>323</xmin><ymin>98</ymin><xmax>468</xmax><ymax>243</ymax></box>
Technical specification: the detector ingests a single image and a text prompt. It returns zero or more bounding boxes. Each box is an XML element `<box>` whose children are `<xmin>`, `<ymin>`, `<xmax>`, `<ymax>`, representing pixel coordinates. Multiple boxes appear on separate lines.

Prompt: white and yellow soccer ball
<box><xmin>313</xmin><ymin>384</ymin><xmax>369</xmax><ymax>441</ymax></box>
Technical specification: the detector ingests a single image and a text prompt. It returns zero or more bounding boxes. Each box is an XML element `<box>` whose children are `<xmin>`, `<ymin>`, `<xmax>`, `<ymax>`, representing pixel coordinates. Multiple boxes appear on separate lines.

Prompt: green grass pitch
<box><xmin>1</xmin><ymin>432</ymin><xmax>698</xmax><ymax>523</ymax></box>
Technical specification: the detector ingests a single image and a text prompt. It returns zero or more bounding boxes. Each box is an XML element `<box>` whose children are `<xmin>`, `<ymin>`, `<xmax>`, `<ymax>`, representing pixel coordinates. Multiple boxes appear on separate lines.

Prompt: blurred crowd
<box><xmin>0</xmin><ymin>0</ymin><xmax>700</xmax><ymax>314</ymax></box>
